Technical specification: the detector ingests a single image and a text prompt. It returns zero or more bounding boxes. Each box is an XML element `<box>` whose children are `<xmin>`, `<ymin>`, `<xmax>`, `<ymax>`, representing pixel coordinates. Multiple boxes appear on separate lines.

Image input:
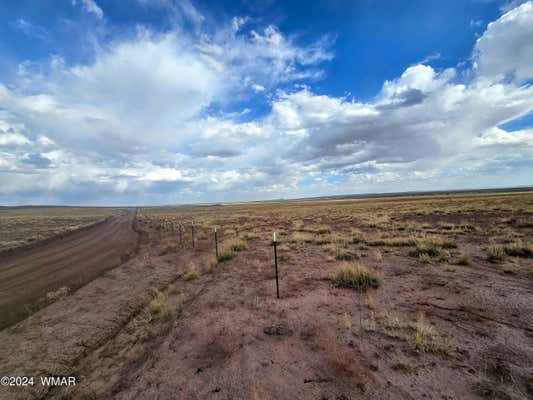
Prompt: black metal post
<box><xmin>273</xmin><ymin>232</ymin><xmax>280</xmax><ymax>299</ymax></box>
<box><xmin>215</xmin><ymin>228</ymin><xmax>218</xmax><ymax>259</ymax></box>
<box><xmin>191</xmin><ymin>222</ymin><xmax>195</xmax><ymax>248</ymax></box>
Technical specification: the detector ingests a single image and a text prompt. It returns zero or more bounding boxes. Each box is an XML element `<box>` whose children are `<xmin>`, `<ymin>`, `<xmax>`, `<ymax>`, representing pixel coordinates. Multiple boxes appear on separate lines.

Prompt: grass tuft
<box><xmin>409</xmin><ymin>238</ymin><xmax>452</xmax><ymax>261</ymax></box>
<box><xmin>487</xmin><ymin>244</ymin><xmax>506</xmax><ymax>262</ymax></box>
<box><xmin>148</xmin><ymin>290</ymin><xmax>174</xmax><ymax>321</ymax></box>
<box><xmin>328</xmin><ymin>264</ymin><xmax>380</xmax><ymax>291</ymax></box>
<box><xmin>46</xmin><ymin>286</ymin><xmax>70</xmax><ymax>304</ymax></box>
<box><xmin>225</xmin><ymin>238</ymin><xmax>247</xmax><ymax>252</ymax></box>
<box><xmin>411</xmin><ymin>313</ymin><xmax>448</xmax><ymax>354</ymax></box>
<box><xmin>216</xmin><ymin>238</ymin><xmax>246</xmax><ymax>262</ymax></box>
<box><xmin>502</xmin><ymin>240</ymin><xmax>533</xmax><ymax>258</ymax></box>
<box><xmin>183</xmin><ymin>262</ymin><xmax>199</xmax><ymax>281</ymax></box>
<box><xmin>290</xmin><ymin>231</ymin><xmax>314</xmax><ymax>243</ymax></box>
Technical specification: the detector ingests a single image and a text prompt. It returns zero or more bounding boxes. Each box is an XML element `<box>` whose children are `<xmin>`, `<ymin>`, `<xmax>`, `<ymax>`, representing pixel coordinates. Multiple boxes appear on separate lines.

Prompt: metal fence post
<box><xmin>273</xmin><ymin>232</ymin><xmax>279</xmax><ymax>299</ymax></box>
<box><xmin>191</xmin><ymin>222</ymin><xmax>195</xmax><ymax>248</ymax></box>
<box><xmin>215</xmin><ymin>227</ymin><xmax>218</xmax><ymax>259</ymax></box>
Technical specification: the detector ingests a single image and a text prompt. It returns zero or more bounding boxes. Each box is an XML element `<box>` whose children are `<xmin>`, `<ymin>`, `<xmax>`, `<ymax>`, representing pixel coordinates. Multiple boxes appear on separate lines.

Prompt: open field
<box><xmin>0</xmin><ymin>207</ymin><xmax>123</xmax><ymax>253</ymax></box>
<box><xmin>0</xmin><ymin>191</ymin><xmax>532</xmax><ymax>399</ymax></box>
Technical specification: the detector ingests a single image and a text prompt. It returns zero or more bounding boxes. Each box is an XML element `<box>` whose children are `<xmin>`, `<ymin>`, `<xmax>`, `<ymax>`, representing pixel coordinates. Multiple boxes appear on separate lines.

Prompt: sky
<box><xmin>0</xmin><ymin>0</ymin><xmax>532</xmax><ymax>205</ymax></box>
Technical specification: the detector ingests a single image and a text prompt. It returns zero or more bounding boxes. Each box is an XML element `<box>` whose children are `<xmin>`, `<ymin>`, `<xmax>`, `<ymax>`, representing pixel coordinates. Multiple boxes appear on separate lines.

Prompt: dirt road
<box><xmin>0</xmin><ymin>209</ymin><xmax>138</xmax><ymax>329</ymax></box>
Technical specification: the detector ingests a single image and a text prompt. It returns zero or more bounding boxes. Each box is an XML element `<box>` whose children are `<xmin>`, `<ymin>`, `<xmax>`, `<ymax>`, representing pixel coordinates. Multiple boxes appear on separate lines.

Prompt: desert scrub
<box><xmin>412</xmin><ymin>314</ymin><xmax>448</xmax><ymax>354</ymax></box>
<box><xmin>217</xmin><ymin>238</ymin><xmax>246</xmax><ymax>262</ymax></box>
<box><xmin>487</xmin><ymin>243</ymin><xmax>505</xmax><ymax>262</ymax></box>
<box><xmin>455</xmin><ymin>255</ymin><xmax>470</xmax><ymax>265</ymax></box>
<box><xmin>366</xmin><ymin>236</ymin><xmax>417</xmax><ymax>247</ymax></box>
<box><xmin>313</xmin><ymin>234</ymin><xmax>333</xmax><ymax>245</ymax></box>
<box><xmin>217</xmin><ymin>246</ymin><xmax>235</xmax><ymax>262</ymax></box>
<box><xmin>323</xmin><ymin>234</ymin><xmax>355</xmax><ymax>260</ymax></box>
<box><xmin>183</xmin><ymin>262</ymin><xmax>199</xmax><ymax>281</ymax></box>
<box><xmin>224</xmin><ymin>228</ymin><xmax>236</xmax><ymax>236</ymax></box>
<box><xmin>515</xmin><ymin>217</ymin><xmax>533</xmax><ymax>228</ymax></box>
<box><xmin>242</xmin><ymin>232</ymin><xmax>260</xmax><ymax>241</ymax></box>
<box><xmin>290</xmin><ymin>231</ymin><xmax>314</xmax><ymax>243</ymax></box>
<box><xmin>292</xmin><ymin>219</ymin><xmax>305</xmax><ymax>230</ymax></box>
<box><xmin>351</xmin><ymin>228</ymin><xmax>365</xmax><ymax>244</ymax></box>
<box><xmin>225</xmin><ymin>238</ymin><xmax>247</xmax><ymax>252</ymax></box>
<box><xmin>306</xmin><ymin>224</ymin><xmax>331</xmax><ymax>234</ymax></box>
<box><xmin>487</xmin><ymin>240</ymin><xmax>533</xmax><ymax>261</ymax></box>
<box><xmin>323</xmin><ymin>243</ymin><xmax>355</xmax><ymax>260</ymax></box>
<box><xmin>46</xmin><ymin>286</ymin><xmax>70</xmax><ymax>304</ymax></box>
<box><xmin>328</xmin><ymin>264</ymin><xmax>380</xmax><ymax>291</ymax></box>
<box><xmin>502</xmin><ymin>240</ymin><xmax>533</xmax><ymax>258</ymax></box>
<box><xmin>409</xmin><ymin>237</ymin><xmax>453</xmax><ymax>261</ymax></box>
<box><xmin>148</xmin><ymin>290</ymin><xmax>174</xmax><ymax>321</ymax></box>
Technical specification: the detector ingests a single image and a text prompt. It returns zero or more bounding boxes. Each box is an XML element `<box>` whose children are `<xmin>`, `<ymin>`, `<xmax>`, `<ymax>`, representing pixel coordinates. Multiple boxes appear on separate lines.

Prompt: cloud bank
<box><xmin>0</xmin><ymin>1</ymin><xmax>532</xmax><ymax>205</ymax></box>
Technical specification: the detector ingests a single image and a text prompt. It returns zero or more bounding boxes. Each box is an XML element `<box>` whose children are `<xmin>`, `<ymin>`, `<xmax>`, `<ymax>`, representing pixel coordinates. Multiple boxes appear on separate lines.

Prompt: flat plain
<box><xmin>0</xmin><ymin>191</ymin><xmax>532</xmax><ymax>399</ymax></box>
<box><xmin>0</xmin><ymin>206</ymin><xmax>121</xmax><ymax>252</ymax></box>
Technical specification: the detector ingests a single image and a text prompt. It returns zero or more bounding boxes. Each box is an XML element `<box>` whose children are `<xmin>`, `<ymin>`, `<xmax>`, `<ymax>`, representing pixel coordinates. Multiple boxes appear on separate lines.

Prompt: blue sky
<box><xmin>0</xmin><ymin>0</ymin><xmax>532</xmax><ymax>205</ymax></box>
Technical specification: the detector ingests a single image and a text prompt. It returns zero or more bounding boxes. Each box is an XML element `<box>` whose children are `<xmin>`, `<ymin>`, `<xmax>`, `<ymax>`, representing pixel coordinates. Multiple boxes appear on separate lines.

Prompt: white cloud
<box><xmin>80</xmin><ymin>0</ymin><xmax>104</xmax><ymax>19</ymax></box>
<box><xmin>251</xmin><ymin>83</ymin><xmax>266</xmax><ymax>93</ymax></box>
<box><xmin>0</xmin><ymin>131</ymin><xmax>31</xmax><ymax>147</ymax></box>
<box><xmin>473</xmin><ymin>1</ymin><xmax>533</xmax><ymax>81</ymax></box>
<box><xmin>140</xmin><ymin>167</ymin><xmax>188</xmax><ymax>182</ymax></box>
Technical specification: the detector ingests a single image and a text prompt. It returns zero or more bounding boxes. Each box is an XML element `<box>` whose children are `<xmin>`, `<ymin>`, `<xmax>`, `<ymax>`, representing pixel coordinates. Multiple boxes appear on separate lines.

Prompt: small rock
<box><xmin>263</xmin><ymin>324</ymin><xmax>293</xmax><ymax>336</ymax></box>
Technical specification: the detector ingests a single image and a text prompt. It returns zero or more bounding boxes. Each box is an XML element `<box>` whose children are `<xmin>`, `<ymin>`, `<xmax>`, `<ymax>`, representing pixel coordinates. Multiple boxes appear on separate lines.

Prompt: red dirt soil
<box><xmin>0</xmin><ymin>209</ymin><xmax>138</xmax><ymax>329</ymax></box>
<box><xmin>0</xmin><ymin>200</ymin><xmax>532</xmax><ymax>400</ymax></box>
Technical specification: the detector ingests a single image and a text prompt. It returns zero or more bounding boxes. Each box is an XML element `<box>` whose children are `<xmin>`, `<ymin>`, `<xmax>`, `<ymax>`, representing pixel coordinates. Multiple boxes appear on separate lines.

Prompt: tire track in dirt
<box><xmin>0</xmin><ymin>222</ymin><xmax>195</xmax><ymax>400</ymax></box>
<box><xmin>0</xmin><ymin>209</ymin><xmax>139</xmax><ymax>330</ymax></box>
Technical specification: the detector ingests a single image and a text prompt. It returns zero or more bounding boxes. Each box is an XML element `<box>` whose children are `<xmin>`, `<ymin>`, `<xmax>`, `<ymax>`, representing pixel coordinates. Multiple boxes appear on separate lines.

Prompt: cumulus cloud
<box><xmin>0</xmin><ymin>131</ymin><xmax>32</xmax><ymax>147</ymax></box>
<box><xmin>0</xmin><ymin>1</ymin><xmax>532</xmax><ymax>205</ymax></box>
<box><xmin>473</xmin><ymin>1</ymin><xmax>533</xmax><ymax>81</ymax></box>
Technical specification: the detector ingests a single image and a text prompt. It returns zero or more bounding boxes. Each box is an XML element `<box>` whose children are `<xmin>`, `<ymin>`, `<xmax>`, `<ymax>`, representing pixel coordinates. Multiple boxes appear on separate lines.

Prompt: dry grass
<box><xmin>224</xmin><ymin>228</ymin><xmax>236</xmax><ymax>236</ymax></box>
<box><xmin>328</xmin><ymin>264</ymin><xmax>380</xmax><ymax>291</ymax></box>
<box><xmin>372</xmin><ymin>312</ymin><xmax>448</xmax><ymax>354</ymax></box>
<box><xmin>322</xmin><ymin>234</ymin><xmax>356</xmax><ymax>260</ymax></box>
<box><xmin>456</xmin><ymin>255</ymin><xmax>470</xmax><ymax>265</ymax></box>
<box><xmin>242</xmin><ymin>231</ymin><xmax>260</xmax><ymax>241</ymax></box>
<box><xmin>46</xmin><ymin>286</ymin><xmax>70</xmax><ymax>304</ymax></box>
<box><xmin>147</xmin><ymin>289</ymin><xmax>174</xmax><ymax>321</ymax></box>
<box><xmin>290</xmin><ymin>231</ymin><xmax>314</xmax><ymax>243</ymax></box>
<box><xmin>487</xmin><ymin>243</ymin><xmax>506</xmax><ymax>262</ymax></box>
<box><xmin>225</xmin><ymin>238</ymin><xmax>247</xmax><ymax>252</ymax></box>
<box><xmin>217</xmin><ymin>246</ymin><xmax>236</xmax><ymax>262</ymax></box>
<box><xmin>306</xmin><ymin>224</ymin><xmax>331</xmax><ymax>234</ymax></box>
<box><xmin>183</xmin><ymin>262</ymin><xmax>199</xmax><ymax>281</ymax></box>
<box><xmin>487</xmin><ymin>240</ymin><xmax>533</xmax><ymax>261</ymax></box>
<box><xmin>411</xmin><ymin>313</ymin><xmax>448</xmax><ymax>354</ymax></box>
<box><xmin>513</xmin><ymin>217</ymin><xmax>533</xmax><ymax>228</ymax></box>
<box><xmin>365</xmin><ymin>236</ymin><xmax>417</xmax><ymax>247</ymax></box>
<box><xmin>502</xmin><ymin>240</ymin><xmax>533</xmax><ymax>258</ymax></box>
<box><xmin>409</xmin><ymin>237</ymin><xmax>455</xmax><ymax>261</ymax></box>
<box><xmin>216</xmin><ymin>238</ymin><xmax>247</xmax><ymax>262</ymax></box>
<box><xmin>350</xmin><ymin>228</ymin><xmax>365</xmax><ymax>244</ymax></box>
<box><xmin>323</xmin><ymin>243</ymin><xmax>355</xmax><ymax>260</ymax></box>
<box><xmin>377</xmin><ymin>312</ymin><xmax>407</xmax><ymax>339</ymax></box>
